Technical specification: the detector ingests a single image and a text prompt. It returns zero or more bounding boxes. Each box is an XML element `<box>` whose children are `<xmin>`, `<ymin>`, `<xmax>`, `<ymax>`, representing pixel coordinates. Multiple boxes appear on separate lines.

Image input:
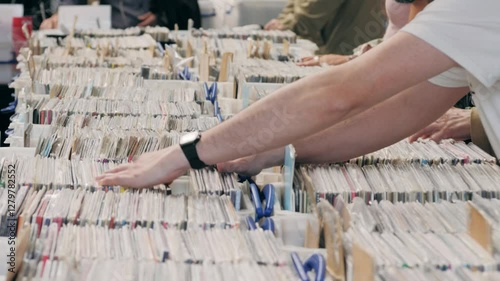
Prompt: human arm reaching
<box><xmin>219</xmin><ymin>82</ymin><xmax>467</xmax><ymax>175</ymax></box>
<box><xmin>408</xmin><ymin>107</ymin><xmax>496</xmax><ymax>157</ymax></box>
<box><xmin>408</xmin><ymin>107</ymin><xmax>471</xmax><ymax>143</ymax></box>
<box><xmin>97</xmin><ymin>32</ymin><xmax>459</xmax><ymax>188</ymax></box>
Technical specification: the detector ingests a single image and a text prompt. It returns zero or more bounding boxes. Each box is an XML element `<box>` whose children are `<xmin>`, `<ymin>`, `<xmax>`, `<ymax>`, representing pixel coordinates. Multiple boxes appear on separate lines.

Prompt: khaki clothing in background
<box><xmin>471</xmin><ymin>108</ymin><xmax>496</xmax><ymax>157</ymax></box>
<box><xmin>277</xmin><ymin>0</ymin><xmax>386</xmax><ymax>55</ymax></box>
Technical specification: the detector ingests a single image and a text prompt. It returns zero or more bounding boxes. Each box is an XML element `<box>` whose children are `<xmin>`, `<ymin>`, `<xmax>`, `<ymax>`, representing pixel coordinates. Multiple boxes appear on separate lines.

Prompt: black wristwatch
<box><xmin>179</xmin><ymin>131</ymin><xmax>207</xmax><ymax>169</ymax></box>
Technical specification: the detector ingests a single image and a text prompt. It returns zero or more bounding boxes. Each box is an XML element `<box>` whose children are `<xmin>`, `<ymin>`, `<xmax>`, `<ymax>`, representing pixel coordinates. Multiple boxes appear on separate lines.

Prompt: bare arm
<box><xmin>294</xmin><ymin>82</ymin><xmax>467</xmax><ymax>163</ymax></box>
<box><xmin>197</xmin><ymin>32</ymin><xmax>458</xmax><ymax>165</ymax></box>
<box><xmin>219</xmin><ymin>82</ymin><xmax>467</xmax><ymax>174</ymax></box>
<box><xmin>97</xmin><ymin>32</ymin><xmax>460</xmax><ymax>188</ymax></box>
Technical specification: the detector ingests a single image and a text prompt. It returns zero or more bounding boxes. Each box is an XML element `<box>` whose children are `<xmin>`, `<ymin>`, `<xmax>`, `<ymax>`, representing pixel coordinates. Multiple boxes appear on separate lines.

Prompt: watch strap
<box><xmin>180</xmin><ymin>137</ymin><xmax>207</xmax><ymax>169</ymax></box>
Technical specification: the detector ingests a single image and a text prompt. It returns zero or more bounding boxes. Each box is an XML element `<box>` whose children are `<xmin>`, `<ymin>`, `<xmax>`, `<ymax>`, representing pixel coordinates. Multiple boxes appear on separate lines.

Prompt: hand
<box><xmin>217</xmin><ymin>147</ymin><xmax>285</xmax><ymax>177</ymax></box>
<box><xmin>96</xmin><ymin>146</ymin><xmax>190</xmax><ymax>188</ymax></box>
<box><xmin>359</xmin><ymin>43</ymin><xmax>373</xmax><ymax>55</ymax></box>
<box><xmin>264</xmin><ymin>19</ymin><xmax>284</xmax><ymax>31</ymax></box>
<box><xmin>297</xmin><ymin>54</ymin><xmax>350</xmax><ymax>67</ymax></box>
<box><xmin>40</xmin><ymin>15</ymin><xmax>58</xmax><ymax>30</ymax></box>
<box><xmin>137</xmin><ymin>12</ymin><xmax>157</xmax><ymax>27</ymax></box>
<box><xmin>408</xmin><ymin>107</ymin><xmax>472</xmax><ymax>143</ymax></box>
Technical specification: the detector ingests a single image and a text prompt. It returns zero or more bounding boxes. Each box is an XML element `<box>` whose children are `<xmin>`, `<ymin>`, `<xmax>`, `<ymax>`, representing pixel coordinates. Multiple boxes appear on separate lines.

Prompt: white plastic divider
<box><xmin>273</xmin><ymin>211</ymin><xmax>319</xmax><ymax>247</ymax></box>
<box><xmin>169</xmin><ymin>176</ymin><xmax>191</xmax><ymax>195</ymax></box>
<box><xmin>198</xmin><ymin>0</ymin><xmax>290</xmax><ymax>29</ymax></box>
<box><xmin>199</xmin><ymin>0</ymin><xmax>220</xmax><ymax>29</ymax></box>
<box><xmin>237</xmin><ymin>79</ymin><xmax>284</xmax><ymax>108</ymax></box>
<box><xmin>0</xmin><ymin>147</ymin><xmax>35</xmax><ymax>159</ymax></box>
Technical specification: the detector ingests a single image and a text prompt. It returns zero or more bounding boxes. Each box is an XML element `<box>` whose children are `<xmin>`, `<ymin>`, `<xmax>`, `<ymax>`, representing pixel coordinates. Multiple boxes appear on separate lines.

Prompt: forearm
<box><xmin>197</xmin><ymin>33</ymin><xmax>458</xmax><ymax>166</ymax></box>
<box><xmin>249</xmin><ymin>82</ymin><xmax>468</xmax><ymax>169</ymax></box>
<box><xmin>199</xmin><ymin>71</ymin><xmax>352</xmax><ymax>165</ymax></box>
<box><xmin>294</xmin><ymin>83</ymin><xmax>468</xmax><ymax>163</ymax></box>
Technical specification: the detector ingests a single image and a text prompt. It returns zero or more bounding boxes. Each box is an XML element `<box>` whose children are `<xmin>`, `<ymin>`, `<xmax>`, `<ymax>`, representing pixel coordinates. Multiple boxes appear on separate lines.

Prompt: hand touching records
<box><xmin>409</xmin><ymin>107</ymin><xmax>472</xmax><ymax>143</ymax></box>
<box><xmin>97</xmin><ymin>147</ymin><xmax>190</xmax><ymax>188</ymax></box>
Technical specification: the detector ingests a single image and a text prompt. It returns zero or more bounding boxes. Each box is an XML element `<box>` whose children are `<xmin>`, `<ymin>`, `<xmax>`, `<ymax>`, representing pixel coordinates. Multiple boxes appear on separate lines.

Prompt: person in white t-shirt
<box><xmin>97</xmin><ymin>0</ymin><xmax>500</xmax><ymax>188</ymax></box>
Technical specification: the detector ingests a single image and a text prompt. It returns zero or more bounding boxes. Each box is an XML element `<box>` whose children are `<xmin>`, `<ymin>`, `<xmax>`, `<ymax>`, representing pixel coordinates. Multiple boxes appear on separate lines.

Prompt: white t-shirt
<box><xmin>402</xmin><ymin>0</ymin><xmax>500</xmax><ymax>157</ymax></box>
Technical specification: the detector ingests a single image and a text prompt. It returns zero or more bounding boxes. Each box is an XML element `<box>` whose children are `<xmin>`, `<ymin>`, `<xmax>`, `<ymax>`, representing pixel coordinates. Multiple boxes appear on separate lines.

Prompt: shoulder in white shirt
<box><xmin>401</xmin><ymin>0</ymin><xmax>500</xmax><ymax>157</ymax></box>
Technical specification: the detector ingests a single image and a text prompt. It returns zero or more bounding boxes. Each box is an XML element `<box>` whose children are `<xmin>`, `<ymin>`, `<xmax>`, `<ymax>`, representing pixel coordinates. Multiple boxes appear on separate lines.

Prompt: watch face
<box><xmin>180</xmin><ymin>132</ymin><xmax>199</xmax><ymax>145</ymax></box>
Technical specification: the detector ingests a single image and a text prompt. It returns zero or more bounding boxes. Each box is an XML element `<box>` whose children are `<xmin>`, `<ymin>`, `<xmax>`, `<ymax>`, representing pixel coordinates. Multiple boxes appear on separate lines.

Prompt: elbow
<box><xmin>327</xmin><ymin>97</ymin><xmax>356</xmax><ymax>119</ymax></box>
<box><xmin>315</xmin><ymin>69</ymin><xmax>364</xmax><ymax>120</ymax></box>
<box><xmin>323</xmin><ymin>85</ymin><xmax>359</xmax><ymax>121</ymax></box>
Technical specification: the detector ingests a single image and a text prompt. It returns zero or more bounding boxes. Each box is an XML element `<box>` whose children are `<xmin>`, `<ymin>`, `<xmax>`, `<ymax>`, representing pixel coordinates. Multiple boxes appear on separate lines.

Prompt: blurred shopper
<box><xmin>298</xmin><ymin>0</ymin><xmax>410</xmax><ymax>66</ymax></box>
<box><xmin>265</xmin><ymin>0</ymin><xmax>386</xmax><ymax>55</ymax></box>
<box><xmin>39</xmin><ymin>0</ymin><xmax>201</xmax><ymax>30</ymax></box>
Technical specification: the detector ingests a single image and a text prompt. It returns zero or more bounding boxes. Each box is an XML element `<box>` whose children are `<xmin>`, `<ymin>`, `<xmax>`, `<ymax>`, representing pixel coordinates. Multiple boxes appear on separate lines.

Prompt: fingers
<box><xmin>408</xmin><ymin>132</ymin><xmax>427</xmax><ymax>142</ymax></box>
<box><xmin>97</xmin><ymin>172</ymin><xmax>135</xmax><ymax>188</ymax></box>
<box><xmin>95</xmin><ymin>163</ymin><xmax>134</xmax><ymax>184</ymax></box>
<box><xmin>137</xmin><ymin>13</ymin><xmax>156</xmax><ymax>27</ymax></box>
<box><xmin>323</xmin><ymin>55</ymin><xmax>348</xmax><ymax>66</ymax></box>
<box><xmin>137</xmin><ymin>18</ymin><xmax>153</xmax><ymax>27</ymax></box>
<box><xmin>297</xmin><ymin>60</ymin><xmax>318</xmax><ymax>67</ymax></box>
<box><xmin>360</xmin><ymin>44</ymin><xmax>373</xmax><ymax>54</ymax></box>
<box><xmin>138</xmin><ymin>12</ymin><xmax>152</xmax><ymax>20</ymax></box>
<box><xmin>264</xmin><ymin>19</ymin><xmax>281</xmax><ymax>30</ymax></box>
<box><xmin>408</xmin><ymin>131</ymin><xmax>424</xmax><ymax>143</ymax></box>
<box><xmin>409</xmin><ymin>122</ymin><xmax>439</xmax><ymax>142</ymax></box>
<box><xmin>40</xmin><ymin>22</ymin><xmax>49</xmax><ymax>30</ymax></box>
<box><xmin>297</xmin><ymin>56</ymin><xmax>320</xmax><ymax>67</ymax></box>
<box><xmin>429</xmin><ymin>132</ymin><xmax>446</xmax><ymax>143</ymax></box>
<box><xmin>100</xmin><ymin>163</ymin><xmax>133</xmax><ymax>177</ymax></box>
<box><xmin>264</xmin><ymin>21</ymin><xmax>274</xmax><ymax>30</ymax></box>
<box><xmin>40</xmin><ymin>18</ymin><xmax>54</xmax><ymax>30</ymax></box>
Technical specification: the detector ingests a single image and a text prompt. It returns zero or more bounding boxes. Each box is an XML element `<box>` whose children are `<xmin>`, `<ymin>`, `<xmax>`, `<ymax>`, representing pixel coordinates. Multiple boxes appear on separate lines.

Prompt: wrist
<box><xmin>172</xmin><ymin>145</ymin><xmax>191</xmax><ymax>171</ymax></box>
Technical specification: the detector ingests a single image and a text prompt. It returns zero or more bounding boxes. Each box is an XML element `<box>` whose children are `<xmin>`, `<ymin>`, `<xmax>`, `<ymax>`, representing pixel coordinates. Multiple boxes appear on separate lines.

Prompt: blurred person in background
<box><xmin>264</xmin><ymin>0</ymin><xmax>386</xmax><ymax>55</ymax></box>
<box><xmin>298</xmin><ymin>0</ymin><xmax>411</xmax><ymax>66</ymax></box>
<box><xmin>2</xmin><ymin>0</ymin><xmax>53</xmax><ymax>29</ymax></box>
<box><xmin>295</xmin><ymin>0</ymin><xmax>491</xmax><ymax>156</ymax></box>
<box><xmin>406</xmin><ymin>0</ymin><xmax>492</xmax><ymax>156</ymax></box>
<box><xmin>96</xmin><ymin>0</ymin><xmax>500</xmax><ymax>189</ymax></box>
<box><xmin>39</xmin><ymin>0</ymin><xmax>201</xmax><ymax>30</ymax></box>
<box><xmin>40</xmin><ymin>0</ymin><xmax>159</xmax><ymax>29</ymax></box>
